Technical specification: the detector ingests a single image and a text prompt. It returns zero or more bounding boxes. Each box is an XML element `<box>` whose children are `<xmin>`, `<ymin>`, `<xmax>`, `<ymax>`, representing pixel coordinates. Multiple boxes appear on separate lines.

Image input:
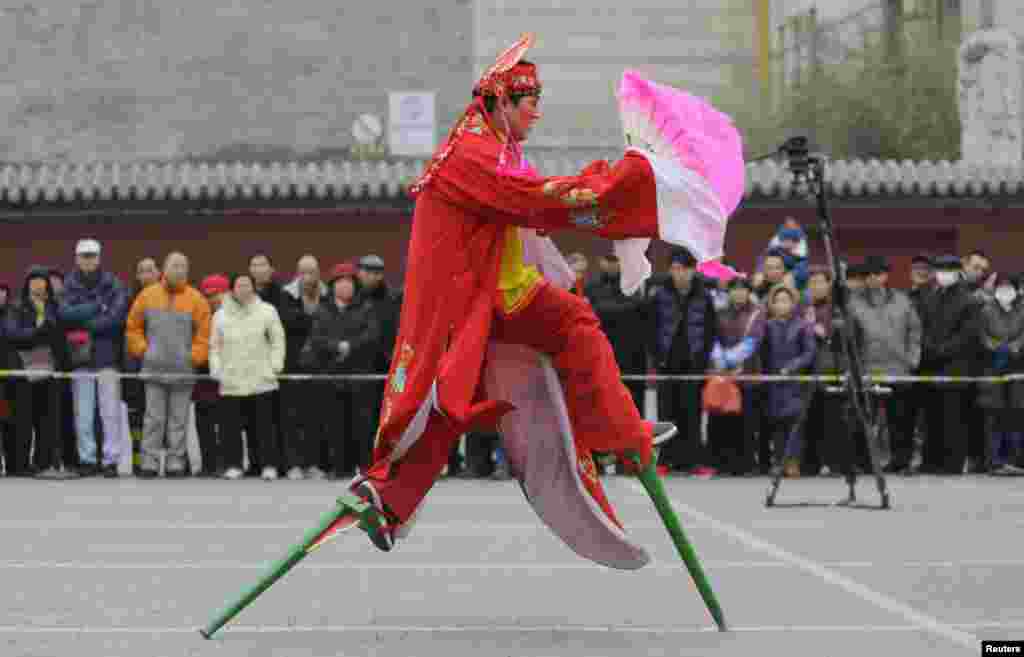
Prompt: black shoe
<box><xmin>102</xmin><ymin>464</ymin><xmax>119</xmax><ymax>479</ymax></box>
<box><xmin>77</xmin><ymin>464</ymin><xmax>99</xmax><ymax>477</ymax></box>
<box><xmin>346</xmin><ymin>482</ymin><xmax>394</xmax><ymax>553</ymax></box>
<box><xmin>491</xmin><ymin>462</ymin><xmax>512</xmax><ymax>480</ymax></box>
<box><xmin>34</xmin><ymin>467</ymin><xmax>64</xmax><ymax>480</ymax></box>
<box><xmin>136</xmin><ymin>468</ymin><xmax>159</xmax><ymax>479</ymax></box>
<box><xmin>165</xmin><ymin>469</ymin><xmax>188</xmax><ymax>479</ymax></box>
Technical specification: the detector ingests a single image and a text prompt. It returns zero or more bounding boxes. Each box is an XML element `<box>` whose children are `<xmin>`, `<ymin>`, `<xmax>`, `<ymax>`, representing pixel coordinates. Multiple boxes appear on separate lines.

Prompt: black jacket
<box><xmin>3</xmin><ymin>269</ymin><xmax>71</xmax><ymax>373</ymax></box>
<box><xmin>651</xmin><ymin>274</ymin><xmax>717</xmax><ymax>373</ymax></box>
<box><xmin>257</xmin><ymin>281</ymin><xmax>307</xmax><ymax>372</ymax></box>
<box><xmin>361</xmin><ymin>282</ymin><xmax>403</xmax><ymax>372</ymax></box>
<box><xmin>307</xmin><ymin>297</ymin><xmax>381</xmax><ymax>384</ymax></box>
<box><xmin>585</xmin><ymin>273</ymin><xmax>648</xmax><ymax>373</ymax></box>
<box><xmin>919</xmin><ymin>281</ymin><xmax>982</xmax><ymax>375</ymax></box>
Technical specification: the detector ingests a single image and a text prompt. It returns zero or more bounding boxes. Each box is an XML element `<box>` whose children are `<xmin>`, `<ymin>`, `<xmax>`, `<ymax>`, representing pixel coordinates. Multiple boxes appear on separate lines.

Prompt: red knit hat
<box><xmin>328</xmin><ymin>263</ymin><xmax>357</xmax><ymax>282</ymax></box>
<box><xmin>200</xmin><ymin>274</ymin><xmax>230</xmax><ymax>295</ymax></box>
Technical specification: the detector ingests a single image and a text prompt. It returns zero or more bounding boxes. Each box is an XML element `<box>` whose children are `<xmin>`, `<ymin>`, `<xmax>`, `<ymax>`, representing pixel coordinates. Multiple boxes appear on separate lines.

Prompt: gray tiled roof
<box><xmin>2</xmin><ymin>158</ymin><xmax>1023</xmax><ymax>204</ymax></box>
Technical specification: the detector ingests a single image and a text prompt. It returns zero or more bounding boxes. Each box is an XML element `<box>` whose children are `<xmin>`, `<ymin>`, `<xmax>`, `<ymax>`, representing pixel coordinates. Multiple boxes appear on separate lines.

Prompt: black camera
<box><xmin>778</xmin><ymin>136</ymin><xmax>812</xmax><ymax>179</ymax></box>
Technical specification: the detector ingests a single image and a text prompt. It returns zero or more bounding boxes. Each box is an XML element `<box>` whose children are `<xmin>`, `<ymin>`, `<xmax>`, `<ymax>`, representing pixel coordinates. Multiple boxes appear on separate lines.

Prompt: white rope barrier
<box><xmin>0</xmin><ymin>370</ymin><xmax>1018</xmax><ymax>384</ymax></box>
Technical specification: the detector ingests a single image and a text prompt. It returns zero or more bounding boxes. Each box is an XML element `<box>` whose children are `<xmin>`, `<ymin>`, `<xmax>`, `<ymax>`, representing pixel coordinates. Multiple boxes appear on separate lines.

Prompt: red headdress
<box><xmin>408</xmin><ymin>33</ymin><xmax>540</xmax><ymax>197</ymax></box>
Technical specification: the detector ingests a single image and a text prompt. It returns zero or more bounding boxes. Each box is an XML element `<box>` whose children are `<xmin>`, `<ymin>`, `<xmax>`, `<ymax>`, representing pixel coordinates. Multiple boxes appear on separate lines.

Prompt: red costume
<box><xmin>349</xmin><ymin>34</ymin><xmax>680</xmax><ymax>568</ymax></box>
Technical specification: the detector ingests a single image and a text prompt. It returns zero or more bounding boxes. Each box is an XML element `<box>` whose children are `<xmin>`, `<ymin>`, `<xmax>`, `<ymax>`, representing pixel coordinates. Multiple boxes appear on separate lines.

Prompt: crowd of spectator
<box><xmin>1</xmin><ymin>219</ymin><xmax>1022</xmax><ymax>482</ymax></box>
<box><xmin>0</xmin><ymin>240</ymin><xmax>401</xmax><ymax>481</ymax></box>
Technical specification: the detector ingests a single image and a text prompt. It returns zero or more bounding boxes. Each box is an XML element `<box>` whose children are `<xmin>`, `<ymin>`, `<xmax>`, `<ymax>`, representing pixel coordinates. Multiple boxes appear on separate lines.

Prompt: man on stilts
<box><xmin>201</xmin><ymin>33</ymin><xmax>745</xmax><ymax>638</ymax></box>
<box><xmin>342</xmin><ymin>34</ymin><xmax>736</xmax><ymax>561</ymax></box>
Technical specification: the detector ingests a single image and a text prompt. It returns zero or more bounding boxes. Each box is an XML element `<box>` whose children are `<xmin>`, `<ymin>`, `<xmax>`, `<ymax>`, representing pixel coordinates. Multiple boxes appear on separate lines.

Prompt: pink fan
<box><xmin>616</xmin><ymin>70</ymin><xmax>744</xmax><ymax>262</ymax></box>
<box><xmin>698</xmin><ymin>260</ymin><xmax>741</xmax><ymax>283</ymax></box>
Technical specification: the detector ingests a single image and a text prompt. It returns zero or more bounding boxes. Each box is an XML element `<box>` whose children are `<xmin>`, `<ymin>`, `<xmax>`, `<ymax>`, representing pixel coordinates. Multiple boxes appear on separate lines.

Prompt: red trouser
<box><xmin>362</xmin><ymin>282</ymin><xmax>652</xmax><ymax>522</ymax></box>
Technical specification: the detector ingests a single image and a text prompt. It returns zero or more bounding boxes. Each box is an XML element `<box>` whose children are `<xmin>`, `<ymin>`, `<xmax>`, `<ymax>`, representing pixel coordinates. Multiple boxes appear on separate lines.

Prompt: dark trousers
<box><xmin>249</xmin><ymin>389</ymin><xmax>283</xmax><ymax>474</ymax></box>
<box><xmin>194</xmin><ymin>399</ymin><xmax>222</xmax><ymax>475</ymax></box>
<box><xmin>922</xmin><ymin>385</ymin><xmax>968</xmax><ymax>474</ymax></box>
<box><xmin>14</xmin><ymin>378</ymin><xmax>64</xmax><ymax>473</ymax></box>
<box><xmin>220</xmin><ymin>392</ymin><xmax>279</xmax><ymax>471</ymax></box>
<box><xmin>764</xmin><ymin>415</ymin><xmax>800</xmax><ymax>468</ymax></box>
<box><xmin>824</xmin><ymin>398</ymin><xmax>876</xmax><ymax>477</ymax></box>
<box><xmin>321</xmin><ymin>383</ymin><xmax>375</xmax><ymax>476</ymax></box>
<box><xmin>894</xmin><ymin>380</ymin><xmax>927</xmax><ymax>468</ymax></box>
<box><xmin>964</xmin><ymin>385</ymin><xmax>988</xmax><ymax>470</ymax></box>
<box><xmin>805</xmin><ymin>389</ymin><xmax>853</xmax><ymax>473</ymax></box>
<box><xmin>883</xmin><ymin>384</ymin><xmax>916</xmax><ymax>470</ymax></box>
<box><xmin>659</xmin><ymin>378</ymin><xmax>706</xmax><ymax>470</ymax></box>
<box><xmin>60</xmin><ymin>381</ymin><xmax>78</xmax><ymax>469</ymax></box>
<box><xmin>707</xmin><ymin>385</ymin><xmax>757</xmax><ymax>475</ymax></box>
<box><xmin>986</xmin><ymin>409</ymin><xmax>1024</xmax><ymax>467</ymax></box>
<box><xmin>280</xmin><ymin>379</ymin><xmax>323</xmax><ymax>471</ymax></box>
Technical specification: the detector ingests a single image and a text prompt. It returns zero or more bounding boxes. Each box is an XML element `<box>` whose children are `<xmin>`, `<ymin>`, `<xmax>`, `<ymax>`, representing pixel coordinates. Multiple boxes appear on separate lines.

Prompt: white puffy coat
<box><xmin>210</xmin><ymin>295</ymin><xmax>286</xmax><ymax>397</ymax></box>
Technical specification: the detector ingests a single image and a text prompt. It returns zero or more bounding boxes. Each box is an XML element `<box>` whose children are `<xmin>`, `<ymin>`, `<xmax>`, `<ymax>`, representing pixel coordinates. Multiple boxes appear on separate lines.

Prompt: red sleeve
<box><xmin>431</xmin><ymin>133</ymin><xmax>660</xmax><ymax>239</ymax></box>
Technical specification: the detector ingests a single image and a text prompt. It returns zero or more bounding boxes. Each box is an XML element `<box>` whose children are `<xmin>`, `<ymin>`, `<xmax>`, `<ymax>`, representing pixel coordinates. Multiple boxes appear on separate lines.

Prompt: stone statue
<box><xmin>959</xmin><ymin>28</ymin><xmax>1022</xmax><ymax>164</ymax></box>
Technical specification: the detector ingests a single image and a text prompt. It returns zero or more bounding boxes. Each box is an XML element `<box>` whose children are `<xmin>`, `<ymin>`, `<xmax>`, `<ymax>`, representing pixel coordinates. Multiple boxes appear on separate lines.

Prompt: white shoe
<box><xmin>261</xmin><ymin>466</ymin><xmax>278</xmax><ymax>481</ymax></box>
<box><xmin>306</xmin><ymin>466</ymin><xmax>327</xmax><ymax>480</ymax></box>
<box><xmin>286</xmin><ymin>466</ymin><xmax>305</xmax><ymax>481</ymax></box>
<box><xmin>223</xmin><ymin>467</ymin><xmax>244</xmax><ymax>480</ymax></box>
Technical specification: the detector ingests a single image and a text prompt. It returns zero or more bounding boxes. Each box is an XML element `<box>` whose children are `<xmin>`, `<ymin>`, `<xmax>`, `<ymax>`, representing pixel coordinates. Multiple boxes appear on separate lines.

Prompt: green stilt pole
<box><xmin>627</xmin><ymin>450</ymin><xmax>728</xmax><ymax>632</ymax></box>
<box><xmin>200</xmin><ymin>493</ymin><xmax>372</xmax><ymax>639</ymax></box>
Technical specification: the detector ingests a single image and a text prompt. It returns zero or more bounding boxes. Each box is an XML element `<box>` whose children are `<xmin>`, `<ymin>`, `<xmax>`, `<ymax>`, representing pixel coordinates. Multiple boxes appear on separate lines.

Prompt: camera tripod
<box><xmin>762</xmin><ymin>137</ymin><xmax>891</xmax><ymax>511</ymax></box>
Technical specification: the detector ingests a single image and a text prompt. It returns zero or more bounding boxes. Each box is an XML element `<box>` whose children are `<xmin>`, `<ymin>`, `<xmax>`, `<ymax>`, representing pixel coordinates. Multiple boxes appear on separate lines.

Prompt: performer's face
<box><xmin>503</xmin><ymin>95</ymin><xmax>541</xmax><ymax>141</ymax></box>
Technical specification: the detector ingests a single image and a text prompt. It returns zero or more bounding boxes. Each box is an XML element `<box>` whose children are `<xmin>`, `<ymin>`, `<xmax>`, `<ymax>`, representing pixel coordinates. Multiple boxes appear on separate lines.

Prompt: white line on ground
<box><xmin>0</xmin><ymin>521</ymin><xmax>703</xmax><ymax>532</ymax></box>
<box><xmin>651</xmin><ymin>484</ymin><xmax>981</xmax><ymax>650</ymax></box>
<box><xmin>0</xmin><ymin>560</ymin><xmax>785</xmax><ymax>571</ymax></box>
<box><xmin>0</xmin><ymin>621</ymin><xmax>1017</xmax><ymax>635</ymax></box>
<box><xmin>2</xmin><ymin>559</ymin><xmax>1022</xmax><ymax>571</ymax></box>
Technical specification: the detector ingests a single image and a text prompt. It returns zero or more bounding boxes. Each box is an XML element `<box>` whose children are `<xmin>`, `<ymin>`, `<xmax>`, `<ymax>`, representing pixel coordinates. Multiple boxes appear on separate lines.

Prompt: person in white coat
<box><xmin>210</xmin><ymin>273</ymin><xmax>286</xmax><ymax>480</ymax></box>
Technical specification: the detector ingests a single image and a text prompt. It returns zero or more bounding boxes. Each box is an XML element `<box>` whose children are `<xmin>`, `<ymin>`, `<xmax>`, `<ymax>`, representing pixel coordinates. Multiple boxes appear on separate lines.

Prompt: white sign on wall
<box><xmin>388</xmin><ymin>91</ymin><xmax>436</xmax><ymax>156</ymax></box>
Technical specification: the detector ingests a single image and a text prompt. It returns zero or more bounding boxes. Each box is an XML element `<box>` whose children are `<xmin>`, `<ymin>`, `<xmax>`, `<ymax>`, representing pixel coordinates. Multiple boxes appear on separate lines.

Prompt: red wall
<box><xmin>0</xmin><ymin>202</ymin><xmax>1017</xmax><ymax>293</ymax></box>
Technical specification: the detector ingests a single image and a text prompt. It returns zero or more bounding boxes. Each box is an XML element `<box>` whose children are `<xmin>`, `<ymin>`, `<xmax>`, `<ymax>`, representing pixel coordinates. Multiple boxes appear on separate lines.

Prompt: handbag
<box><xmin>702</xmin><ymin>375</ymin><xmax>742</xmax><ymax>415</ymax></box>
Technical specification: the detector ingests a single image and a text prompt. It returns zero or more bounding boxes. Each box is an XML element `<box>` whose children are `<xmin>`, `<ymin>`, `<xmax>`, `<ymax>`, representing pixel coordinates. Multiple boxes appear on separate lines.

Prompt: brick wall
<box><xmin>2</xmin><ymin>202</ymin><xmax>1018</xmax><ymax>293</ymax></box>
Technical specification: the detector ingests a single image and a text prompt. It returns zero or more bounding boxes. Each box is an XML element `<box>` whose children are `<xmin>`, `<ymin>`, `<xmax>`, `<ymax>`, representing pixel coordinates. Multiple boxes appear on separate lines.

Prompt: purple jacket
<box><xmin>760</xmin><ymin>314</ymin><xmax>817</xmax><ymax>420</ymax></box>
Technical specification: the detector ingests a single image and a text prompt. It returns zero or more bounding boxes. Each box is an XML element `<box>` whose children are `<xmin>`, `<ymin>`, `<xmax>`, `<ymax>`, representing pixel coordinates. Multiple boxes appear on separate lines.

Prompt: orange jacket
<box><xmin>125</xmin><ymin>280</ymin><xmax>211</xmax><ymax>371</ymax></box>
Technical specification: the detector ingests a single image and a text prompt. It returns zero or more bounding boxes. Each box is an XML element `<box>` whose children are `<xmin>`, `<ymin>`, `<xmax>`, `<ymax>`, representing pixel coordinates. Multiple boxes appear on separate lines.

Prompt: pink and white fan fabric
<box><xmin>612</xmin><ymin>70</ymin><xmax>745</xmax><ymax>295</ymax></box>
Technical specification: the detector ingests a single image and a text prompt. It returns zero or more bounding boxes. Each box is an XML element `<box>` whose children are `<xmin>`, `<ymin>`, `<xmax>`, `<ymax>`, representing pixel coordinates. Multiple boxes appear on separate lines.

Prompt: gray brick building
<box><xmin>0</xmin><ymin>0</ymin><xmax>759</xmax><ymax>164</ymax></box>
<box><xmin>0</xmin><ymin>1</ymin><xmax>474</xmax><ymax>163</ymax></box>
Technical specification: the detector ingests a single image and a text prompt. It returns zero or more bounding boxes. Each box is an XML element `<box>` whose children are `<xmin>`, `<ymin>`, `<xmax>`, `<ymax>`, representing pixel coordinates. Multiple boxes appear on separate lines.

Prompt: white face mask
<box><xmin>995</xmin><ymin>286</ymin><xmax>1017</xmax><ymax>308</ymax></box>
<box><xmin>935</xmin><ymin>271</ymin><xmax>959</xmax><ymax>288</ymax></box>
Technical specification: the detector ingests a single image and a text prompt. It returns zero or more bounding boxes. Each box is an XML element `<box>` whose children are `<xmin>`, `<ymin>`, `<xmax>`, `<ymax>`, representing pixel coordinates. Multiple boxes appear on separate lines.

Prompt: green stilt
<box><xmin>199</xmin><ymin>493</ymin><xmax>373</xmax><ymax>639</ymax></box>
<box><xmin>627</xmin><ymin>450</ymin><xmax>728</xmax><ymax>632</ymax></box>
<box><xmin>200</xmin><ymin>455</ymin><xmax>727</xmax><ymax>638</ymax></box>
